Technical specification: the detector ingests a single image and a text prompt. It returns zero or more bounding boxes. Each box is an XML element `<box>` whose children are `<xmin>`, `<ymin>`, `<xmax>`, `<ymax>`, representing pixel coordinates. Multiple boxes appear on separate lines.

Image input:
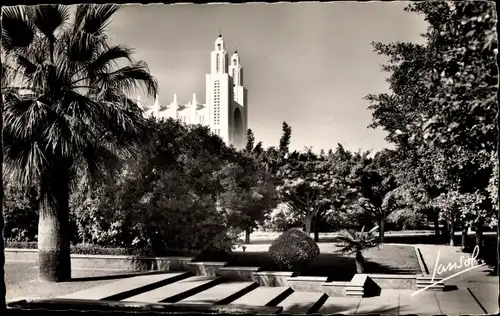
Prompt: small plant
<box><xmin>334</xmin><ymin>226</ymin><xmax>380</xmax><ymax>274</ymax></box>
<box><xmin>268</xmin><ymin>227</ymin><xmax>320</xmax><ymax>273</ymax></box>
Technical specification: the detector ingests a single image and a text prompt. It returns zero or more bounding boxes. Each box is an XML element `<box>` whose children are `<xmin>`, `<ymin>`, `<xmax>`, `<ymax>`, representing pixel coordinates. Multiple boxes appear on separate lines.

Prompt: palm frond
<box><xmin>95</xmin><ymin>61</ymin><xmax>159</xmax><ymax>98</ymax></box>
<box><xmin>30</xmin><ymin>5</ymin><xmax>69</xmax><ymax>42</ymax></box>
<box><xmin>1</xmin><ymin>6</ymin><xmax>35</xmax><ymax>52</ymax></box>
<box><xmin>85</xmin><ymin>45</ymin><xmax>134</xmax><ymax>76</ymax></box>
<box><xmin>77</xmin><ymin>4</ymin><xmax>121</xmax><ymax>34</ymax></box>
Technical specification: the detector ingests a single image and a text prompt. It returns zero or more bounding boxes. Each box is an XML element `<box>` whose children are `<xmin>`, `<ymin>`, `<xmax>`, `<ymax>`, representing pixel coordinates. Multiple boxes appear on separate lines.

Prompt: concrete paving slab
<box><xmin>123</xmin><ymin>276</ymin><xmax>222</xmax><ymax>303</ymax></box>
<box><xmin>467</xmin><ymin>286</ymin><xmax>497</xmax><ymax>314</ymax></box>
<box><xmin>316</xmin><ymin>296</ymin><xmax>360</xmax><ymax>315</ymax></box>
<box><xmin>398</xmin><ymin>290</ymin><xmax>443</xmax><ymax>315</ymax></box>
<box><xmin>229</xmin><ymin>286</ymin><xmax>293</xmax><ymax>306</ymax></box>
<box><xmin>179</xmin><ymin>281</ymin><xmax>257</xmax><ymax>305</ymax></box>
<box><xmin>434</xmin><ymin>289</ymin><xmax>484</xmax><ymax>315</ymax></box>
<box><xmin>278</xmin><ymin>291</ymin><xmax>327</xmax><ymax>314</ymax></box>
<box><xmin>355</xmin><ymin>289</ymin><xmax>400</xmax><ymax>315</ymax></box>
<box><xmin>56</xmin><ymin>272</ymin><xmax>189</xmax><ymax>300</ymax></box>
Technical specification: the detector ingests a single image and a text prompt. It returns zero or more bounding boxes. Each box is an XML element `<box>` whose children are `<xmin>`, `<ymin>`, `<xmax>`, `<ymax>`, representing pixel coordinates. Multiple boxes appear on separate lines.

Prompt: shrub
<box><xmin>268</xmin><ymin>227</ymin><xmax>320</xmax><ymax>273</ymax></box>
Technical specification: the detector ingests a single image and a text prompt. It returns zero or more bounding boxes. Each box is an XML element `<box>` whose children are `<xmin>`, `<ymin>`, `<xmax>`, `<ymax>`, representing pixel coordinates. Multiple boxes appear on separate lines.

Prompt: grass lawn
<box><xmin>219</xmin><ymin>244</ymin><xmax>421</xmax><ymax>282</ymax></box>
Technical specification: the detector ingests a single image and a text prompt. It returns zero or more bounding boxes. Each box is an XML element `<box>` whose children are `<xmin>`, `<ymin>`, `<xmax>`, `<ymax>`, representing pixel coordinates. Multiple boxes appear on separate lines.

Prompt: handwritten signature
<box><xmin>412</xmin><ymin>245</ymin><xmax>486</xmax><ymax>296</ymax></box>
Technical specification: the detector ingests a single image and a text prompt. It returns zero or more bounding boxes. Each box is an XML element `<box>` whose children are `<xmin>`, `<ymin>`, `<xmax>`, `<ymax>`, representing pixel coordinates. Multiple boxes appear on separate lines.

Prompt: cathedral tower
<box><xmin>206</xmin><ymin>34</ymin><xmax>248</xmax><ymax>149</ymax></box>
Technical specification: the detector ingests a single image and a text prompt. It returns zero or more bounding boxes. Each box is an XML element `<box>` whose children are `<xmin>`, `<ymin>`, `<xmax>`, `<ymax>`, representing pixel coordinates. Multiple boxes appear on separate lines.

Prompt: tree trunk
<box><xmin>433</xmin><ymin>215</ymin><xmax>440</xmax><ymax>237</ymax></box>
<box><xmin>0</xmin><ymin>80</ymin><xmax>6</xmax><ymax>309</ymax></box>
<box><xmin>461</xmin><ymin>224</ymin><xmax>468</xmax><ymax>249</ymax></box>
<box><xmin>313</xmin><ymin>217</ymin><xmax>319</xmax><ymax>242</ymax></box>
<box><xmin>38</xmin><ymin>169</ymin><xmax>72</xmax><ymax>282</ymax></box>
<box><xmin>379</xmin><ymin>209</ymin><xmax>386</xmax><ymax>243</ymax></box>
<box><xmin>244</xmin><ymin>228</ymin><xmax>251</xmax><ymax>244</ymax></box>
<box><xmin>475</xmin><ymin>220</ymin><xmax>484</xmax><ymax>260</ymax></box>
<box><xmin>442</xmin><ymin>220</ymin><xmax>450</xmax><ymax>241</ymax></box>
<box><xmin>355</xmin><ymin>251</ymin><xmax>365</xmax><ymax>274</ymax></box>
<box><xmin>449</xmin><ymin>220</ymin><xmax>455</xmax><ymax>246</ymax></box>
<box><xmin>304</xmin><ymin>215</ymin><xmax>312</xmax><ymax>235</ymax></box>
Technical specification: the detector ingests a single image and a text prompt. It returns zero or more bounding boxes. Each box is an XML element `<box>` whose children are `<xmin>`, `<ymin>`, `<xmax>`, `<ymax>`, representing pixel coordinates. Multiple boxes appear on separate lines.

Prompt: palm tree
<box><xmin>334</xmin><ymin>226</ymin><xmax>379</xmax><ymax>274</ymax></box>
<box><xmin>1</xmin><ymin>4</ymin><xmax>158</xmax><ymax>282</ymax></box>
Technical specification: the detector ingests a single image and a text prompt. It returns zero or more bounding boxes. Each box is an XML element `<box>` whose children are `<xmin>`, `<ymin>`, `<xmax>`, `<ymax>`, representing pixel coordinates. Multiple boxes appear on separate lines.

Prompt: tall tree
<box><xmin>245</xmin><ymin>128</ymin><xmax>255</xmax><ymax>153</ymax></box>
<box><xmin>1</xmin><ymin>4</ymin><xmax>158</xmax><ymax>281</ymax></box>
<box><xmin>278</xmin><ymin>121</ymin><xmax>292</xmax><ymax>157</ymax></box>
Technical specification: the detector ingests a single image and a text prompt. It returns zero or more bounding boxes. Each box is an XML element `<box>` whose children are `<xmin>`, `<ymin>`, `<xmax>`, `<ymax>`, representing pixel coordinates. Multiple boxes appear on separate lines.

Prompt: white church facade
<box><xmin>142</xmin><ymin>34</ymin><xmax>248</xmax><ymax>150</ymax></box>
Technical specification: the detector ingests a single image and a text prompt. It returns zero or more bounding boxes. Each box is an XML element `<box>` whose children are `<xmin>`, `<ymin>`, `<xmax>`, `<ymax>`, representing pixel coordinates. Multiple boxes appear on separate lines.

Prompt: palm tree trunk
<box><xmin>355</xmin><ymin>251</ymin><xmax>365</xmax><ymax>274</ymax></box>
<box><xmin>38</xmin><ymin>169</ymin><xmax>72</xmax><ymax>282</ymax></box>
<box><xmin>0</xmin><ymin>78</ymin><xmax>6</xmax><ymax>309</ymax></box>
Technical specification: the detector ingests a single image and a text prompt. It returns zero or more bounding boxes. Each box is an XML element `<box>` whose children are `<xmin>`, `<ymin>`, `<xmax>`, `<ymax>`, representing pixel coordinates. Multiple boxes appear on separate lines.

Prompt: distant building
<box><xmin>142</xmin><ymin>34</ymin><xmax>248</xmax><ymax>149</ymax></box>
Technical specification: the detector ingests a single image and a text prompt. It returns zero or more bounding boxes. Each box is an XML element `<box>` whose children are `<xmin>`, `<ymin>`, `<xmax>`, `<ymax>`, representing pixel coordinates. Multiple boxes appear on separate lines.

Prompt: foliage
<box><xmin>335</xmin><ymin>226</ymin><xmax>380</xmax><ymax>256</ymax></box>
<box><xmin>3</xmin><ymin>178</ymin><xmax>39</xmax><ymax>242</ymax></box>
<box><xmin>364</xmin><ymin>1</ymin><xmax>497</xmax><ymax>234</ymax></box>
<box><xmin>261</xmin><ymin>203</ymin><xmax>303</xmax><ymax>232</ymax></box>
<box><xmin>268</xmin><ymin>227</ymin><xmax>320</xmax><ymax>272</ymax></box>
<box><xmin>219</xmin><ymin>154</ymin><xmax>279</xmax><ymax>235</ymax></box>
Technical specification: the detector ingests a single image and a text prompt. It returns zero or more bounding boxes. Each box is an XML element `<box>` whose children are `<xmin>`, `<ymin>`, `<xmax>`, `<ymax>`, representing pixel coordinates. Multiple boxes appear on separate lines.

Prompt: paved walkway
<box><xmin>416</xmin><ymin>244</ymin><xmax>498</xmax><ymax>314</ymax></box>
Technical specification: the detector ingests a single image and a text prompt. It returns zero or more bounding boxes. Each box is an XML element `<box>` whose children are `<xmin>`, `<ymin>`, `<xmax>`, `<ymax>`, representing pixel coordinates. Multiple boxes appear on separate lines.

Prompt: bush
<box><xmin>268</xmin><ymin>227</ymin><xmax>320</xmax><ymax>273</ymax></box>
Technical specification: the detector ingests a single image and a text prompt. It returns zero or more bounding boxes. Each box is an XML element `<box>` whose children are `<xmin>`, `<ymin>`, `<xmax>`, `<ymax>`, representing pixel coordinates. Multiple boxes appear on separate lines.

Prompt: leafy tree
<box><xmin>322</xmin><ymin>144</ymin><xmax>359</xmax><ymax>231</ymax></box>
<box><xmin>351</xmin><ymin>149</ymin><xmax>399</xmax><ymax>242</ymax></box>
<box><xmin>219</xmin><ymin>153</ymin><xmax>279</xmax><ymax>244</ymax></box>
<box><xmin>364</xmin><ymin>1</ymin><xmax>497</xmax><ymax>251</ymax></box>
<box><xmin>277</xmin><ymin>149</ymin><xmax>334</xmax><ymax>237</ymax></box>
<box><xmin>84</xmin><ymin>118</ymin><xmax>244</xmax><ymax>255</ymax></box>
<box><xmin>1</xmin><ymin>4</ymin><xmax>158</xmax><ymax>281</ymax></box>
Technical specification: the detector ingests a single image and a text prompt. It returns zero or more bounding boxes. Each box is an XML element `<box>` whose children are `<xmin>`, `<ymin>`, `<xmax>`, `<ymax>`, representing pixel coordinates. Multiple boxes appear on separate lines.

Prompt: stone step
<box><xmin>179</xmin><ymin>281</ymin><xmax>259</xmax><ymax>305</ymax></box>
<box><xmin>123</xmin><ymin>276</ymin><xmax>224</xmax><ymax>303</ymax></box>
<box><xmin>417</xmin><ymin>281</ymin><xmax>445</xmax><ymax>286</ymax></box>
<box><xmin>278</xmin><ymin>291</ymin><xmax>328</xmax><ymax>314</ymax></box>
<box><xmin>14</xmin><ymin>298</ymin><xmax>283</xmax><ymax>315</ymax></box>
<box><xmin>57</xmin><ymin>272</ymin><xmax>191</xmax><ymax>301</ymax></box>
<box><xmin>230</xmin><ymin>286</ymin><xmax>294</xmax><ymax>307</ymax></box>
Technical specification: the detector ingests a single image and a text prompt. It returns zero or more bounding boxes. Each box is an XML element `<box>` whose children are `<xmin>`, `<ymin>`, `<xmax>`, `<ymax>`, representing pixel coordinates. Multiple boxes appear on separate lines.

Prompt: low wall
<box><xmin>252</xmin><ymin>271</ymin><xmax>295</xmax><ymax>287</ymax></box>
<box><xmin>217</xmin><ymin>266</ymin><xmax>261</xmax><ymax>281</ymax></box>
<box><xmin>187</xmin><ymin>262</ymin><xmax>227</xmax><ymax>277</ymax></box>
<box><xmin>5</xmin><ymin>249</ymin><xmax>194</xmax><ymax>272</ymax></box>
<box><xmin>368</xmin><ymin>274</ymin><xmax>417</xmax><ymax>289</ymax></box>
<box><xmin>321</xmin><ymin>281</ymin><xmax>348</xmax><ymax>297</ymax></box>
<box><xmin>286</xmin><ymin>276</ymin><xmax>328</xmax><ymax>293</ymax></box>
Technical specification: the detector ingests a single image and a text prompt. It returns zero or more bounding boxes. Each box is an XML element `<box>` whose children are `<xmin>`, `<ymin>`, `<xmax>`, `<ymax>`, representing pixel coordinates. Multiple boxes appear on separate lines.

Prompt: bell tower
<box><xmin>206</xmin><ymin>34</ymin><xmax>248</xmax><ymax>150</ymax></box>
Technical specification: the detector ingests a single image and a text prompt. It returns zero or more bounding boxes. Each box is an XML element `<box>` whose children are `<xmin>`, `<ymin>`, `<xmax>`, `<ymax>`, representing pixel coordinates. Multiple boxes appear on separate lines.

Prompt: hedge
<box><xmin>5</xmin><ymin>241</ymin><xmax>201</xmax><ymax>257</ymax></box>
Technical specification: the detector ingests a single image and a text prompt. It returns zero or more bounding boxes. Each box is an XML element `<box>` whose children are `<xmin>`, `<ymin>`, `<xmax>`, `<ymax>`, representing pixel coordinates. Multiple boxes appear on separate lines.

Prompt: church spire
<box><xmin>211</xmin><ymin>33</ymin><xmax>228</xmax><ymax>74</ymax></box>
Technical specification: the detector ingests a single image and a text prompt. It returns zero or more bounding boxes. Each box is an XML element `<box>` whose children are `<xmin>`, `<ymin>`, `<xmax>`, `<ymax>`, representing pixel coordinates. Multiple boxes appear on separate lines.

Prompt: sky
<box><xmin>105</xmin><ymin>2</ymin><xmax>428</xmax><ymax>153</ymax></box>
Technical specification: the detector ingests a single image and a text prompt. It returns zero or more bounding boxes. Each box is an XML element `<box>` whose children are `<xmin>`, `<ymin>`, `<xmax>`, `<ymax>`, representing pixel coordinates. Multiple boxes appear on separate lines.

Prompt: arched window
<box><xmin>217</xmin><ymin>43</ymin><xmax>221</xmax><ymax>51</ymax></box>
<box><xmin>216</xmin><ymin>55</ymin><xmax>220</xmax><ymax>72</ymax></box>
